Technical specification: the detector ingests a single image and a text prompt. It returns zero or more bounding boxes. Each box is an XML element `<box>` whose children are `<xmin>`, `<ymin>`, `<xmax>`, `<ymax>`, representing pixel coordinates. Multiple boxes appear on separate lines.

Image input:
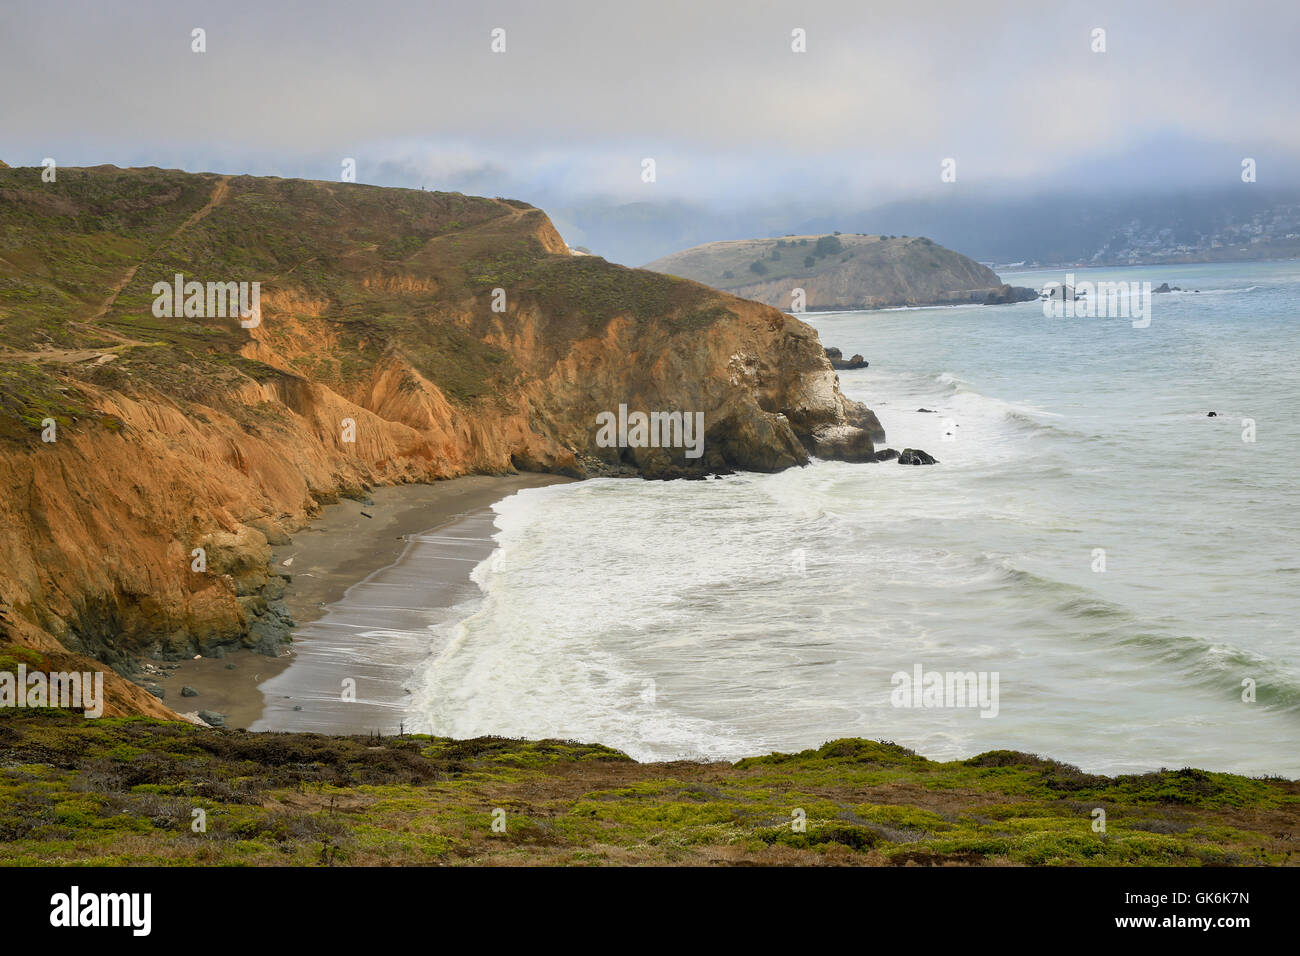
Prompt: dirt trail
<box><xmin>83</xmin><ymin>175</ymin><xmax>232</xmax><ymax>325</ymax></box>
<box><xmin>6</xmin><ymin>186</ymin><xmax>532</xmax><ymax>368</ymax></box>
<box><xmin>0</xmin><ymin>342</ymin><xmax>160</xmax><ymax>364</ymax></box>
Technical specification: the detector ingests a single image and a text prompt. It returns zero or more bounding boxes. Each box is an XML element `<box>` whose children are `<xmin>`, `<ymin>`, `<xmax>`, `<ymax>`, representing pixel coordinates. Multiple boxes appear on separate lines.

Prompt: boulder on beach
<box><xmin>181</xmin><ymin>685</ymin><xmax>199</xmax><ymax>697</ymax></box>
<box><xmin>197</xmin><ymin>710</ymin><xmax>226</xmax><ymax>727</ymax></box>
<box><xmin>898</xmin><ymin>448</ymin><xmax>939</xmax><ymax>465</ymax></box>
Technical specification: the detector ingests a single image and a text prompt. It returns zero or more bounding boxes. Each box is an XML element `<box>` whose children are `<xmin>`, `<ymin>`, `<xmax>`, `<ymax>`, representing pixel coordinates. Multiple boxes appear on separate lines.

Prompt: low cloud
<box><xmin>3</xmin><ymin>0</ymin><xmax>1296</xmax><ymax>220</ymax></box>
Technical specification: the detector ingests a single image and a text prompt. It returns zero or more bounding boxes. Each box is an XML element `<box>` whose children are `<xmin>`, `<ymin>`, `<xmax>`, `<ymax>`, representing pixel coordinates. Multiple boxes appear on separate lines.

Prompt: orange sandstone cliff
<box><xmin>0</xmin><ymin>165</ymin><xmax>883</xmax><ymax>716</ymax></box>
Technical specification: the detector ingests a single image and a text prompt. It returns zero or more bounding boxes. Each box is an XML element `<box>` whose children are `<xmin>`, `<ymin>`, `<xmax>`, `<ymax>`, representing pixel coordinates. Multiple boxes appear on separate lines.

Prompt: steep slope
<box><xmin>646</xmin><ymin>233</ymin><xmax>1030</xmax><ymax>310</ymax></box>
<box><xmin>0</xmin><ymin>165</ymin><xmax>883</xmax><ymax>715</ymax></box>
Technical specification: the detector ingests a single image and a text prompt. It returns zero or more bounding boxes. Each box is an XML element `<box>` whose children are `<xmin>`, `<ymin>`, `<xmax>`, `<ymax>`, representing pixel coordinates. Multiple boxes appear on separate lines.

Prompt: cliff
<box><xmin>0</xmin><ymin>165</ymin><xmax>883</xmax><ymax>715</ymax></box>
<box><xmin>645</xmin><ymin>233</ymin><xmax>1032</xmax><ymax>310</ymax></box>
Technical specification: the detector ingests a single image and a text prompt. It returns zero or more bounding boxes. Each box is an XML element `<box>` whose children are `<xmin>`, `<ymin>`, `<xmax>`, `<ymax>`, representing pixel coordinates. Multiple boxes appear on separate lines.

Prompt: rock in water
<box><xmin>898</xmin><ymin>448</ymin><xmax>939</xmax><ymax>465</ymax></box>
<box><xmin>1207</xmin><ymin>411</ymin><xmax>1218</xmax><ymax>417</ymax></box>
<box><xmin>874</xmin><ymin>448</ymin><xmax>899</xmax><ymax>462</ymax></box>
<box><xmin>824</xmin><ymin>347</ymin><xmax>868</xmax><ymax>369</ymax></box>
<box><xmin>984</xmin><ymin>284</ymin><xmax>1039</xmax><ymax>305</ymax></box>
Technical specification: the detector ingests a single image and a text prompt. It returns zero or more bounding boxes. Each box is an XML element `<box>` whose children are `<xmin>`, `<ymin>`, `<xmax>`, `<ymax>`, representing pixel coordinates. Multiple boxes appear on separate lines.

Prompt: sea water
<box><xmin>406</xmin><ymin>260</ymin><xmax>1300</xmax><ymax>775</ymax></box>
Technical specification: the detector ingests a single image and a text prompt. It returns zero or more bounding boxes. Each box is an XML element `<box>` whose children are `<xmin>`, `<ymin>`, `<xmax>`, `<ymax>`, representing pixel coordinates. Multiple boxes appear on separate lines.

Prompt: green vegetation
<box><xmin>814</xmin><ymin>234</ymin><xmax>844</xmax><ymax>258</ymax></box>
<box><xmin>0</xmin><ymin>647</ymin><xmax>50</xmax><ymax>675</ymax></box>
<box><xmin>0</xmin><ymin>363</ymin><xmax>91</xmax><ymax>438</ymax></box>
<box><xmin>651</xmin><ymin>233</ymin><xmax>899</xmax><ymax>291</ymax></box>
<box><xmin>0</xmin><ymin>713</ymin><xmax>1293</xmax><ymax>866</ymax></box>
<box><xmin>480</xmin><ymin>255</ymin><xmax>732</xmax><ymax>335</ymax></box>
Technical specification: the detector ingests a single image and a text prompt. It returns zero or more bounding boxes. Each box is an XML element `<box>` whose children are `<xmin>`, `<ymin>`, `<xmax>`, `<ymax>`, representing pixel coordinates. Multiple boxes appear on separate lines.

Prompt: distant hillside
<box><xmin>645</xmin><ymin>233</ymin><xmax>1025</xmax><ymax>311</ymax></box>
<box><xmin>556</xmin><ymin>189</ymin><xmax>1300</xmax><ymax>270</ymax></box>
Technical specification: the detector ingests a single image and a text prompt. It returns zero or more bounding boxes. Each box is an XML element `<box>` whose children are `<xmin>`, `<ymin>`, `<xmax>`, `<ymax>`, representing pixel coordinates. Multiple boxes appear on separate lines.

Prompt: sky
<box><xmin>3</xmin><ymin>0</ymin><xmax>1298</xmax><ymax>260</ymax></box>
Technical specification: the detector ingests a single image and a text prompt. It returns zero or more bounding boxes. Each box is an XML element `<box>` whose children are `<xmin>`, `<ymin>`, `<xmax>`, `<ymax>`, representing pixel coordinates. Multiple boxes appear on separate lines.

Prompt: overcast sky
<box><xmin>3</xmin><ymin>0</ymin><xmax>1297</xmax><ymax>211</ymax></box>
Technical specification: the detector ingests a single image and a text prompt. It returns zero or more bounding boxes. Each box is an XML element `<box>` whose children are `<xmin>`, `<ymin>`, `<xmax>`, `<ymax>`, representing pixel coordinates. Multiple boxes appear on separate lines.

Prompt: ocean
<box><xmin>403</xmin><ymin>260</ymin><xmax>1299</xmax><ymax>775</ymax></box>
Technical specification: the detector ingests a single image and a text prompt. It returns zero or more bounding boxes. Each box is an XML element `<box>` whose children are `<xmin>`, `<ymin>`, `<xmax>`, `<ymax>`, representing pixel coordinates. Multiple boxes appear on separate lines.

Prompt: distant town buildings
<box><xmin>1084</xmin><ymin>202</ymin><xmax>1300</xmax><ymax>265</ymax></box>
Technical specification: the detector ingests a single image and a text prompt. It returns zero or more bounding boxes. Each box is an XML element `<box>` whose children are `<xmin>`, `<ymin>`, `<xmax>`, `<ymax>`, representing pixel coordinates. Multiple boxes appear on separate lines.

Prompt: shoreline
<box><xmin>153</xmin><ymin>473</ymin><xmax>571</xmax><ymax>729</ymax></box>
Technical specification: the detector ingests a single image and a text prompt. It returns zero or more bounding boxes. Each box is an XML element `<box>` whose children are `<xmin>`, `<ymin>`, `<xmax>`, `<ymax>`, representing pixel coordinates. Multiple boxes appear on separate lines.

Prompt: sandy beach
<box><xmin>154</xmin><ymin>473</ymin><xmax>570</xmax><ymax>729</ymax></box>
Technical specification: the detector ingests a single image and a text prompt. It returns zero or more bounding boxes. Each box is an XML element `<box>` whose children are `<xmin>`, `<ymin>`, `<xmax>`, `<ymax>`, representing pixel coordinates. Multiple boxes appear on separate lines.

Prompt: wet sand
<box><xmin>155</xmin><ymin>474</ymin><xmax>570</xmax><ymax>730</ymax></box>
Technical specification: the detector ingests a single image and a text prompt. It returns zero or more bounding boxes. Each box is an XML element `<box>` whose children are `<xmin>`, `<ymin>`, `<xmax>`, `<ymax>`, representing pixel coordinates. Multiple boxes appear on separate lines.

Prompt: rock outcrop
<box><xmin>825</xmin><ymin>347</ymin><xmax>868</xmax><ymax>370</ymax></box>
<box><xmin>898</xmin><ymin>448</ymin><xmax>939</xmax><ymax>465</ymax></box>
<box><xmin>984</xmin><ymin>283</ymin><xmax>1039</xmax><ymax>305</ymax></box>
<box><xmin>0</xmin><ymin>165</ymin><xmax>887</xmax><ymax>715</ymax></box>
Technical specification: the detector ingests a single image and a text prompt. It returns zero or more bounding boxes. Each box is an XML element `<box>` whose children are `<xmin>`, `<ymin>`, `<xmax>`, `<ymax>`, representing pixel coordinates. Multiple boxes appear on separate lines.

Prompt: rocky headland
<box><xmin>0</xmin><ymin>165</ymin><xmax>886</xmax><ymax>717</ymax></box>
<box><xmin>644</xmin><ymin>233</ymin><xmax>1038</xmax><ymax>311</ymax></box>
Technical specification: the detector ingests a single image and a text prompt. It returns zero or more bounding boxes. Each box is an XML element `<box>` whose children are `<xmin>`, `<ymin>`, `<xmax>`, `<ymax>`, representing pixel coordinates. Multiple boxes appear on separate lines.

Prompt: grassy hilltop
<box><xmin>0</xmin><ymin>712</ymin><xmax>1295</xmax><ymax>866</ymax></box>
<box><xmin>0</xmin><ymin>164</ymin><xmax>689</xmax><ymax>420</ymax></box>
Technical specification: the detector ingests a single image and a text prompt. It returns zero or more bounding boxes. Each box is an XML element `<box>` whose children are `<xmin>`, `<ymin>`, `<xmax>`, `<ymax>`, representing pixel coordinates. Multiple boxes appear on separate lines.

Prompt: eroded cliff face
<box><xmin>0</xmin><ymin>166</ymin><xmax>882</xmax><ymax>716</ymax></box>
